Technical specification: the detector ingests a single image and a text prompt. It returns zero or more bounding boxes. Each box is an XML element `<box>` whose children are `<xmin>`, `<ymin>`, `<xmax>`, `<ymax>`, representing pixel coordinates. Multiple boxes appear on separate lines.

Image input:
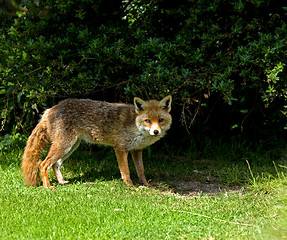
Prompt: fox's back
<box><xmin>51</xmin><ymin>98</ymin><xmax>136</xmax><ymax>126</ymax></box>
<box><xmin>45</xmin><ymin>99</ymin><xmax>136</xmax><ymax>145</ymax></box>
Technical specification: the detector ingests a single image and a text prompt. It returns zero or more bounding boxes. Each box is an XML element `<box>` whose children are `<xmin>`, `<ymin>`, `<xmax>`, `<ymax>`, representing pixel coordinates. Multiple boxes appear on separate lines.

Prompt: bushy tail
<box><xmin>22</xmin><ymin>119</ymin><xmax>49</xmax><ymax>186</ymax></box>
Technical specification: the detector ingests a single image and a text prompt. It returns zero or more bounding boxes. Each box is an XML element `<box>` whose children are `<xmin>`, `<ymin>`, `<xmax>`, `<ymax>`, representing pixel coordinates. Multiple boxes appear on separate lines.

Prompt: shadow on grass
<box><xmin>8</xmin><ymin>139</ymin><xmax>286</xmax><ymax>196</ymax></box>
<box><xmin>50</xmin><ymin>147</ymin><xmax>247</xmax><ymax>196</ymax></box>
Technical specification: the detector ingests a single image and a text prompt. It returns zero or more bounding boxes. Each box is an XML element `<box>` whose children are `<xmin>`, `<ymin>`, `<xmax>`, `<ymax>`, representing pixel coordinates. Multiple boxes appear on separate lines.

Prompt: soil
<box><xmin>152</xmin><ymin>180</ymin><xmax>244</xmax><ymax>197</ymax></box>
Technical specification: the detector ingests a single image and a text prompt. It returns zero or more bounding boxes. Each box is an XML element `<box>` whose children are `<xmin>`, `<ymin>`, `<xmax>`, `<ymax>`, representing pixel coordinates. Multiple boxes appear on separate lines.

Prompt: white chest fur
<box><xmin>128</xmin><ymin>132</ymin><xmax>162</xmax><ymax>150</ymax></box>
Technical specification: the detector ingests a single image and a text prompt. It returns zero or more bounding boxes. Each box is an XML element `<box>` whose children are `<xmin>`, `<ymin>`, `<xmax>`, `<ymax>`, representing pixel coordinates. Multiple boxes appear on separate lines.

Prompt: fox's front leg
<box><xmin>131</xmin><ymin>150</ymin><xmax>148</xmax><ymax>186</ymax></box>
<box><xmin>114</xmin><ymin>147</ymin><xmax>135</xmax><ymax>187</ymax></box>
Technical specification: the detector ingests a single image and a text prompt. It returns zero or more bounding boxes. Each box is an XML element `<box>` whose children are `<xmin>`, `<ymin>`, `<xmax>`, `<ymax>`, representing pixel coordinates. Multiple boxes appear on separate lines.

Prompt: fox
<box><xmin>21</xmin><ymin>95</ymin><xmax>172</xmax><ymax>189</ymax></box>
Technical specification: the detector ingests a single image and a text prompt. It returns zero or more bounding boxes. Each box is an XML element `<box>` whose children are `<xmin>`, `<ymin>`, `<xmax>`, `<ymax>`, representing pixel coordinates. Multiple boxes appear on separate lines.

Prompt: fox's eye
<box><xmin>145</xmin><ymin>119</ymin><xmax>151</xmax><ymax>123</ymax></box>
<box><xmin>159</xmin><ymin>118</ymin><xmax>164</xmax><ymax>123</ymax></box>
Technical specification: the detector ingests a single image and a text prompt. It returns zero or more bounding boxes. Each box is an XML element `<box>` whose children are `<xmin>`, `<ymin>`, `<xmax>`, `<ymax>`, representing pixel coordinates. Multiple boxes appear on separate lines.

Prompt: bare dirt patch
<box><xmin>174</xmin><ymin>180</ymin><xmax>243</xmax><ymax>196</ymax></box>
<box><xmin>152</xmin><ymin>180</ymin><xmax>244</xmax><ymax>197</ymax></box>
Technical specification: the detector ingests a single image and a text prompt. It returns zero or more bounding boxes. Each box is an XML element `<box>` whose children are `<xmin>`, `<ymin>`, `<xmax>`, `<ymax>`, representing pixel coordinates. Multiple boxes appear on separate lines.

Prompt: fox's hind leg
<box><xmin>41</xmin><ymin>137</ymin><xmax>79</xmax><ymax>189</ymax></box>
<box><xmin>52</xmin><ymin>138</ymin><xmax>81</xmax><ymax>185</ymax></box>
<box><xmin>131</xmin><ymin>150</ymin><xmax>148</xmax><ymax>186</ymax></box>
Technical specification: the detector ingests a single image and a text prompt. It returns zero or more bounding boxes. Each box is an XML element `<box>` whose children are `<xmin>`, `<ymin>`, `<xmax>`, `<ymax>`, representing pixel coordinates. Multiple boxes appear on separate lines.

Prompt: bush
<box><xmin>0</xmin><ymin>0</ymin><xmax>286</xmax><ymax>140</ymax></box>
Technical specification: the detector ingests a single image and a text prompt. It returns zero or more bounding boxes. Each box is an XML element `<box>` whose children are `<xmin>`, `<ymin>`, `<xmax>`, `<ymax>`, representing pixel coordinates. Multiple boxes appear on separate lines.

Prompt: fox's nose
<box><xmin>153</xmin><ymin>130</ymin><xmax>159</xmax><ymax>135</ymax></box>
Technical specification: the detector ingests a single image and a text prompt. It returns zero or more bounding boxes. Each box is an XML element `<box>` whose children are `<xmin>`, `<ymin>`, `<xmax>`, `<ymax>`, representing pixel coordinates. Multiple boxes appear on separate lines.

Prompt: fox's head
<box><xmin>134</xmin><ymin>95</ymin><xmax>172</xmax><ymax>137</ymax></box>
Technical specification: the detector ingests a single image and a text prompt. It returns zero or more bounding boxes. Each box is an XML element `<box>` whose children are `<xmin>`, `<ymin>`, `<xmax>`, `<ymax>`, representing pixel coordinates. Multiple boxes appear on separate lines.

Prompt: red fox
<box><xmin>22</xmin><ymin>95</ymin><xmax>172</xmax><ymax>189</ymax></box>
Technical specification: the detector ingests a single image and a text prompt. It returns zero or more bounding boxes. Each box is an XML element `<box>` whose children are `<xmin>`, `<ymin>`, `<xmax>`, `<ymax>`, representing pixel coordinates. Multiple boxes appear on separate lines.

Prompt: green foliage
<box><xmin>0</xmin><ymin>0</ymin><xmax>286</xmax><ymax>136</ymax></box>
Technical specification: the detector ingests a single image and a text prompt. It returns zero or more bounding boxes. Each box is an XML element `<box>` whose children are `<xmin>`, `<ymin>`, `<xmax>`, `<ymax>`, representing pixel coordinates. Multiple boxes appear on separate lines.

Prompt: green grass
<box><xmin>0</xmin><ymin>140</ymin><xmax>286</xmax><ymax>239</ymax></box>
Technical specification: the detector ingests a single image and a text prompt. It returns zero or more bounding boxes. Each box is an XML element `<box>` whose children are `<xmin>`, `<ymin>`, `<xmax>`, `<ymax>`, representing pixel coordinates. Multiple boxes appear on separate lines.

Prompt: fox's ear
<box><xmin>134</xmin><ymin>97</ymin><xmax>148</xmax><ymax>114</ymax></box>
<box><xmin>159</xmin><ymin>95</ymin><xmax>172</xmax><ymax>112</ymax></box>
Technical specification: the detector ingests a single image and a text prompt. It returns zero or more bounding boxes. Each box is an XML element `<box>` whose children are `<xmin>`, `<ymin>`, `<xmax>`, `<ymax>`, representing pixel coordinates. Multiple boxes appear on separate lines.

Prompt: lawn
<box><xmin>0</xmin><ymin>139</ymin><xmax>286</xmax><ymax>239</ymax></box>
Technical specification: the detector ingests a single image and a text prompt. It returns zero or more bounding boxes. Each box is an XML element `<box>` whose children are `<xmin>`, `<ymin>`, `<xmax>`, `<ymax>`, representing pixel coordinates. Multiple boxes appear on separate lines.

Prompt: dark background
<box><xmin>0</xmin><ymin>0</ymin><xmax>286</xmax><ymax>151</ymax></box>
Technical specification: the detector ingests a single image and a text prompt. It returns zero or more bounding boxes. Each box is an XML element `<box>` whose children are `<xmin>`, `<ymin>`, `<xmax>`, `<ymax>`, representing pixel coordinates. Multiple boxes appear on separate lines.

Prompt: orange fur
<box><xmin>21</xmin><ymin>118</ymin><xmax>49</xmax><ymax>186</ymax></box>
<box><xmin>21</xmin><ymin>96</ymin><xmax>172</xmax><ymax>188</ymax></box>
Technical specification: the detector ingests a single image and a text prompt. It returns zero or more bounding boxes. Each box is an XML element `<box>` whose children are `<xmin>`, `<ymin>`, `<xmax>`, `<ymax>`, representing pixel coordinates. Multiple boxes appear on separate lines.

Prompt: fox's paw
<box><xmin>142</xmin><ymin>181</ymin><xmax>149</xmax><ymax>186</ymax></box>
<box><xmin>126</xmin><ymin>183</ymin><xmax>138</xmax><ymax>188</ymax></box>
<box><xmin>58</xmin><ymin>180</ymin><xmax>70</xmax><ymax>185</ymax></box>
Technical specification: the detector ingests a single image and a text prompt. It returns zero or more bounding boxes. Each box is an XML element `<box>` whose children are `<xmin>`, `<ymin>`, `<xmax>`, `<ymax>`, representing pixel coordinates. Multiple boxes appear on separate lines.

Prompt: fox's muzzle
<box><xmin>149</xmin><ymin>128</ymin><xmax>161</xmax><ymax>136</ymax></box>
